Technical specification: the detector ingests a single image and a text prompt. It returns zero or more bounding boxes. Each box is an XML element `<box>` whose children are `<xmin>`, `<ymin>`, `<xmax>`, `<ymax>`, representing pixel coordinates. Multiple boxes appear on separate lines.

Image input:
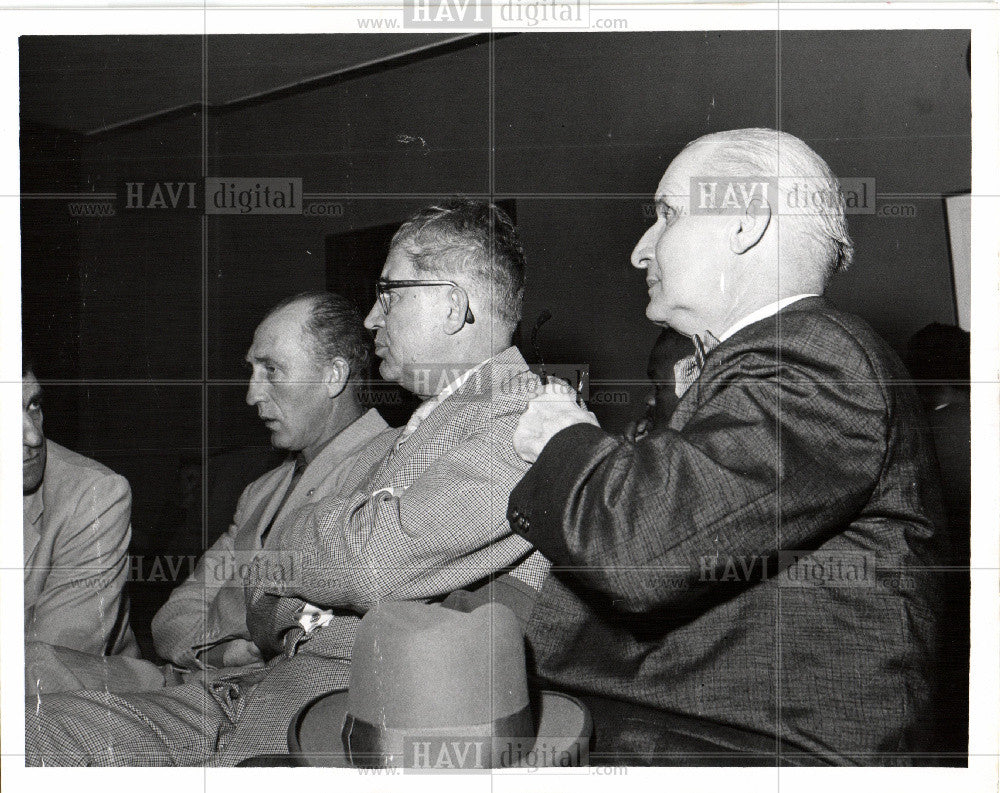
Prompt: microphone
<box><xmin>530</xmin><ymin>310</ymin><xmax>552</xmax><ymax>385</ymax></box>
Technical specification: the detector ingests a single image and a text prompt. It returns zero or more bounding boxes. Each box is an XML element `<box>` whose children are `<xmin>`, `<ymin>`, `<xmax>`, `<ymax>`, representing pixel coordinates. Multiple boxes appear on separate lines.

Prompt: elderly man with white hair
<box><xmin>507</xmin><ymin>128</ymin><xmax>947</xmax><ymax>766</ymax></box>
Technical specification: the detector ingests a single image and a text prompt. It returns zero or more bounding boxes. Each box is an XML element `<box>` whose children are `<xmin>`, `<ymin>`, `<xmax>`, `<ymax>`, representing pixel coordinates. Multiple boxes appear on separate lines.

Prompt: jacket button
<box><xmin>508</xmin><ymin>507</ymin><xmax>521</xmax><ymax>522</ymax></box>
<box><xmin>307</xmin><ymin>489</ymin><xmax>315</xmax><ymax>496</ymax></box>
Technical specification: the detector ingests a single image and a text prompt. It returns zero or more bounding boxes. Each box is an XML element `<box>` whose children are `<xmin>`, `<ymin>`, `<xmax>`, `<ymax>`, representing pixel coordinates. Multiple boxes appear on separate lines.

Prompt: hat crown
<box><xmin>347</xmin><ymin>602</ymin><xmax>529</xmax><ymax>729</ymax></box>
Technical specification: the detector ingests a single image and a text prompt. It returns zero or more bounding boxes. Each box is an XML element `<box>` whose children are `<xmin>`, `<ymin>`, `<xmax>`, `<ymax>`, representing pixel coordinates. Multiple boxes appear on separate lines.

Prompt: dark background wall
<box><xmin>21</xmin><ymin>31</ymin><xmax>970</xmax><ymax>649</ymax></box>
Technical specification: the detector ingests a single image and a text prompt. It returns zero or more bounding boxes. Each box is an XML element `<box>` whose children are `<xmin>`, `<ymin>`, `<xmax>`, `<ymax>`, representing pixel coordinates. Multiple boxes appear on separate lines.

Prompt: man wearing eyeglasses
<box><xmin>27</xmin><ymin>198</ymin><xmax>549</xmax><ymax>766</ymax></box>
<box><xmin>234</xmin><ymin>199</ymin><xmax>550</xmax><ymax>760</ymax></box>
<box><xmin>369</xmin><ymin>270</ymin><xmax>476</xmax><ymax>395</ymax></box>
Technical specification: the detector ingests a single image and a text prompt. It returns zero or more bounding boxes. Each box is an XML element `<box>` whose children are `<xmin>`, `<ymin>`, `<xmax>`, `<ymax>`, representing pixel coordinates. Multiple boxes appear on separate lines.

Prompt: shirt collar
<box><xmin>299</xmin><ymin>408</ymin><xmax>388</xmax><ymax>469</ymax></box>
<box><xmin>718</xmin><ymin>294</ymin><xmax>819</xmax><ymax>343</ymax></box>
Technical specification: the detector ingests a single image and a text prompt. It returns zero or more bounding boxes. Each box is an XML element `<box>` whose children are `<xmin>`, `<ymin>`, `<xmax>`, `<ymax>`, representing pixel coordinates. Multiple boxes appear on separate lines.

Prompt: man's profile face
<box><xmin>364</xmin><ymin>245</ymin><xmax>449</xmax><ymax>399</ymax></box>
<box><xmin>631</xmin><ymin>142</ymin><xmax>731</xmax><ymax>335</ymax></box>
<box><xmin>245</xmin><ymin>301</ymin><xmax>335</xmax><ymax>457</ymax></box>
<box><xmin>23</xmin><ymin>371</ymin><xmax>47</xmax><ymax>494</ymax></box>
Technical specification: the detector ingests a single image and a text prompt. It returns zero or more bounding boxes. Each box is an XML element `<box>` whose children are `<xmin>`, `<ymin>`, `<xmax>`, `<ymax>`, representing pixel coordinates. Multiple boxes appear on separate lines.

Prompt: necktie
<box><xmin>672</xmin><ymin>331</ymin><xmax>721</xmax><ymax>398</ymax></box>
<box><xmin>259</xmin><ymin>457</ymin><xmax>306</xmax><ymax>546</ymax></box>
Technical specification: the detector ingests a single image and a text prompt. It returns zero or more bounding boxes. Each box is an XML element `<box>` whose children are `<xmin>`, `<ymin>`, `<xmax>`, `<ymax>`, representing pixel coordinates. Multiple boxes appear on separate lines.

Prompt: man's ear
<box><xmin>324</xmin><ymin>357</ymin><xmax>350</xmax><ymax>399</ymax></box>
<box><xmin>442</xmin><ymin>286</ymin><xmax>473</xmax><ymax>336</ymax></box>
<box><xmin>729</xmin><ymin>198</ymin><xmax>771</xmax><ymax>254</ymax></box>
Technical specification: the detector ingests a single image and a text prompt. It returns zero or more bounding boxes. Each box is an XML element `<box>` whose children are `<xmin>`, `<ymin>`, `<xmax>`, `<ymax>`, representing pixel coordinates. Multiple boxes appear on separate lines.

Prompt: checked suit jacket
<box><xmin>508</xmin><ymin>297</ymin><xmax>948</xmax><ymax>765</ymax></box>
<box><xmin>245</xmin><ymin>345</ymin><xmax>550</xmax><ymax>657</ymax></box>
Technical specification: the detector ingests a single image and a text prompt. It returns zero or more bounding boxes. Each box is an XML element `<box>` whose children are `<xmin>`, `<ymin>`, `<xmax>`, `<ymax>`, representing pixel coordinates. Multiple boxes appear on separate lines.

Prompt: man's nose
<box><xmin>23</xmin><ymin>412</ymin><xmax>43</xmax><ymax>448</ymax></box>
<box><xmin>631</xmin><ymin>223</ymin><xmax>657</xmax><ymax>269</ymax></box>
<box><xmin>363</xmin><ymin>301</ymin><xmax>384</xmax><ymax>331</ymax></box>
<box><xmin>246</xmin><ymin>377</ymin><xmax>264</xmax><ymax>407</ymax></box>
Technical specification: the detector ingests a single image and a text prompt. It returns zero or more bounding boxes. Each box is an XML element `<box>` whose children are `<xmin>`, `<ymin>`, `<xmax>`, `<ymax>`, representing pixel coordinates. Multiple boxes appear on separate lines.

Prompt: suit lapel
<box><xmin>250</xmin><ymin>462</ymin><xmax>296</xmax><ymax>543</ymax></box>
<box><xmin>668</xmin><ymin>297</ymin><xmax>829</xmax><ymax>431</ymax></box>
<box><xmin>23</xmin><ymin>488</ymin><xmax>43</xmax><ymax>564</ymax></box>
<box><xmin>292</xmin><ymin>409</ymin><xmax>389</xmax><ymax>499</ymax></box>
<box><xmin>365</xmin><ymin>347</ymin><xmax>527</xmax><ymax>490</ymax></box>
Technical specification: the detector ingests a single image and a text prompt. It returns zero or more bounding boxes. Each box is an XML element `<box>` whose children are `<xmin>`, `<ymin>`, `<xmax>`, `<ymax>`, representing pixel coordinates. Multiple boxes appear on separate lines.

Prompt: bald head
<box><xmin>693</xmin><ymin>128</ymin><xmax>854</xmax><ymax>280</ymax></box>
<box><xmin>631</xmin><ymin>128</ymin><xmax>851</xmax><ymax>336</ymax></box>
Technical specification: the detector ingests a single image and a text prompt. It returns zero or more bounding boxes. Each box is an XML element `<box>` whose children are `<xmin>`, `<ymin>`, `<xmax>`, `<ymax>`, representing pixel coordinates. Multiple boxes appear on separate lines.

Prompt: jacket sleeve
<box><xmin>508</xmin><ymin>339</ymin><xmax>912</xmax><ymax>618</ymax></box>
<box><xmin>260</xmin><ymin>410</ymin><xmax>538</xmax><ymax>613</ymax></box>
<box><xmin>151</xmin><ymin>486</ymin><xmax>254</xmax><ymax>667</ymax></box>
<box><xmin>26</xmin><ymin>473</ymin><xmax>133</xmax><ymax>656</ymax></box>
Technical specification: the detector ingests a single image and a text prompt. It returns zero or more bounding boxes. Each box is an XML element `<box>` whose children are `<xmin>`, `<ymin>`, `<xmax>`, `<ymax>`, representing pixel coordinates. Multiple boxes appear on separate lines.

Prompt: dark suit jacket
<box><xmin>508</xmin><ymin>297</ymin><xmax>946</xmax><ymax>765</ymax></box>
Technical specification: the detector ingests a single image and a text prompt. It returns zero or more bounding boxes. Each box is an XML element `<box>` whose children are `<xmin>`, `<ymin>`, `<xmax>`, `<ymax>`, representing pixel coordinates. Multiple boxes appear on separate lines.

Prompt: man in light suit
<box><xmin>27</xmin><ymin>199</ymin><xmax>548</xmax><ymax>766</ymax></box>
<box><xmin>23</xmin><ymin>348</ymin><xmax>139</xmax><ymax>688</ymax></box>
<box><xmin>24</xmin><ymin>292</ymin><xmax>388</xmax><ymax>694</ymax></box>
<box><xmin>508</xmin><ymin>129</ymin><xmax>947</xmax><ymax>765</ymax></box>
<box><xmin>151</xmin><ymin>290</ymin><xmax>388</xmax><ymax>670</ymax></box>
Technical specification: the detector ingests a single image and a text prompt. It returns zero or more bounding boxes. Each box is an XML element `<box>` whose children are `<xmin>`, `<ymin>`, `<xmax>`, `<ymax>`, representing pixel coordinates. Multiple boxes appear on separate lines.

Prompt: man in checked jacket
<box><xmin>26</xmin><ymin>199</ymin><xmax>549</xmax><ymax>766</ymax></box>
<box><xmin>508</xmin><ymin>129</ymin><xmax>949</xmax><ymax>765</ymax></box>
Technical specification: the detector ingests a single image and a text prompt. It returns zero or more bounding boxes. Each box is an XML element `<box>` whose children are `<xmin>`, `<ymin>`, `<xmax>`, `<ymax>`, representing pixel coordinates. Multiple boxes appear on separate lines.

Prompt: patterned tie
<box><xmin>672</xmin><ymin>331</ymin><xmax>721</xmax><ymax>398</ymax></box>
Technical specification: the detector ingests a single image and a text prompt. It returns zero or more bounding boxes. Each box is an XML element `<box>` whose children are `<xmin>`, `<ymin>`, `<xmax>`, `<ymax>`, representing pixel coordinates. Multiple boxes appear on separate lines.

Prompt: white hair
<box><xmin>692</xmin><ymin>128</ymin><xmax>854</xmax><ymax>279</ymax></box>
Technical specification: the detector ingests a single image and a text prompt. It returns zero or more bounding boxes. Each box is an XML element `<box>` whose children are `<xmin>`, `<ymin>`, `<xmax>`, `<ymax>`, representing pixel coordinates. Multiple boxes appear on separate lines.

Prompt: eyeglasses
<box><xmin>375</xmin><ymin>278</ymin><xmax>475</xmax><ymax>324</ymax></box>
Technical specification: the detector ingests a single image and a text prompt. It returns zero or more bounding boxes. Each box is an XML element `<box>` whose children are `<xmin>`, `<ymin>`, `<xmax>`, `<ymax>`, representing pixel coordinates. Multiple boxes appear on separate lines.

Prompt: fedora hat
<box><xmin>288</xmin><ymin>601</ymin><xmax>591</xmax><ymax>769</ymax></box>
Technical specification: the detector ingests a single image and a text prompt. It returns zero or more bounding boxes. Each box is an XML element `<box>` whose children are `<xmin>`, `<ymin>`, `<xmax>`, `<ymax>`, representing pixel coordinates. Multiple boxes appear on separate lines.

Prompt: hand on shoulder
<box><xmin>513</xmin><ymin>380</ymin><xmax>600</xmax><ymax>463</ymax></box>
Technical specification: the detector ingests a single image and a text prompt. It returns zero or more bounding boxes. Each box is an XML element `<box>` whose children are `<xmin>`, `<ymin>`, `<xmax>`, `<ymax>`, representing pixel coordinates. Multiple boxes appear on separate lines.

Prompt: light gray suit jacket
<box><xmin>24</xmin><ymin>440</ymin><xmax>138</xmax><ymax>658</ymax></box>
<box><xmin>152</xmin><ymin>409</ymin><xmax>388</xmax><ymax>668</ymax></box>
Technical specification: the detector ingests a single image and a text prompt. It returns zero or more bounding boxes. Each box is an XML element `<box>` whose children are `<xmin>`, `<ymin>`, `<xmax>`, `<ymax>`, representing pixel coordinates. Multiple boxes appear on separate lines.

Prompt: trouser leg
<box><xmin>26</xmin><ymin>641</ymin><xmax>169</xmax><ymax>696</ymax></box>
<box><xmin>209</xmin><ymin>653</ymin><xmax>350</xmax><ymax>766</ymax></box>
<box><xmin>25</xmin><ymin>650</ymin><xmax>352</xmax><ymax>767</ymax></box>
<box><xmin>25</xmin><ymin>680</ymin><xmax>224</xmax><ymax>766</ymax></box>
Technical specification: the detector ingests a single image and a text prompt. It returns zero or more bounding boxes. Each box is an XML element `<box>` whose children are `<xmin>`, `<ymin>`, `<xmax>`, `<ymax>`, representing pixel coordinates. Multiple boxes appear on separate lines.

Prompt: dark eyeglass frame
<box><xmin>375</xmin><ymin>278</ymin><xmax>475</xmax><ymax>324</ymax></box>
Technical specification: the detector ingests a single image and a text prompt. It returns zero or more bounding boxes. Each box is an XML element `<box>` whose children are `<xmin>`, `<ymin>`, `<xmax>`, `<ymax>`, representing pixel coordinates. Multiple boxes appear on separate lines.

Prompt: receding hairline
<box><xmin>654</xmin><ymin>139</ymin><xmax>719</xmax><ymax>196</ymax></box>
<box><xmin>246</xmin><ymin>299</ymin><xmax>316</xmax><ymax>362</ymax></box>
<box><xmin>384</xmin><ymin>236</ymin><xmax>483</xmax><ymax>297</ymax></box>
<box><xmin>677</xmin><ymin>130</ymin><xmax>853</xmax><ymax>277</ymax></box>
<box><xmin>262</xmin><ymin>292</ymin><xmax>320</xmax><ymax>323</ymax></box>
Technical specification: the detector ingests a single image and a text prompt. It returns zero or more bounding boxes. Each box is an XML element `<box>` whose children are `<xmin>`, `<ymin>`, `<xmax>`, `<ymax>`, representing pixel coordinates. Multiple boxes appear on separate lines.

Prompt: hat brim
<box><xmin>289</xmin><ymin>689</ymin><xmax>592</xmax><ymax>769</ymax></box>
